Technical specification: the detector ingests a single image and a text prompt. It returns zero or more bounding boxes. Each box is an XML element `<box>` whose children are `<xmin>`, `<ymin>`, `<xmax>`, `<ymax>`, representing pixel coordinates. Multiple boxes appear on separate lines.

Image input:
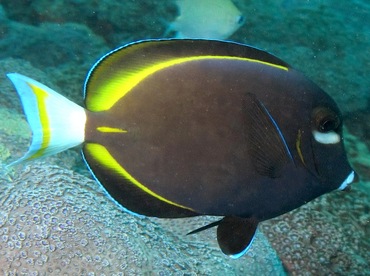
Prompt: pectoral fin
<box><xmin>245</xmin><ymin>93</ymin><xmax>294</xmax><ymax>178</ymax></box>
<box><xmin>187</xmin><ymin>216</ymin><xmax>258</xmax><ymax>258</ymax></box>
<box><xmin>217</xmin><ymin>216</ymin><xmax>258</xmax><ymax>259</ymax></box>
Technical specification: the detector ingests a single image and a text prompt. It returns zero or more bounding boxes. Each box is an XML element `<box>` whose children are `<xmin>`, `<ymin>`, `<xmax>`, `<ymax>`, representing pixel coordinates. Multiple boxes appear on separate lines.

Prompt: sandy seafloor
<box><xmin>0</xmin><ymin>0</ymin><xmax>369</xmax><ymax>275</ymax></box>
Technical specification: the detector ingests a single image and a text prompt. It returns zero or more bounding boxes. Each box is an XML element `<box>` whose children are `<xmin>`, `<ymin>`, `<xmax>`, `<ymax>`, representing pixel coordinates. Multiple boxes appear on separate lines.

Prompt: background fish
<box><xmin>7</xmin><ymin>39</ymin><xmax>356</xmax><ymax>258</ymax></box>
<box><xmin>168</xmin><ymin>0</ymin><xmax>245</xmax><ymax>39</ymax></box>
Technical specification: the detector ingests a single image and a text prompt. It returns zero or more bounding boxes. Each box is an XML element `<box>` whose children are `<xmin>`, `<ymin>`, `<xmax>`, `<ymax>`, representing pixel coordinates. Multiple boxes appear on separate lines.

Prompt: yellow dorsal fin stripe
<box><xmin>85</xmin><ymin>143</ymin><xmax>194</xmax><ymax>211</ymax></box>
<box><xmin>28</xmin><ymin>83</ymin><xmax>50</xmax><ymax>159</ymax></box>
<box><xmin>87</xmin><ymin>55</ymin><xmax>288</xmax><ymax>112</ymax></box>
<box><xmin>96</xmin><ymin>126</ymin><xmax>127</xmax><ymax>133</ymax></box>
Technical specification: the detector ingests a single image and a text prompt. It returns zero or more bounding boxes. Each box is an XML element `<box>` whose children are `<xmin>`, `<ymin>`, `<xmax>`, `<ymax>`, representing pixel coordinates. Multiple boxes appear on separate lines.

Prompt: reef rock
<box><xmin>0</xmin><ymin>162</ymin><xmax>284</xmax><ymax>275</ymax></box>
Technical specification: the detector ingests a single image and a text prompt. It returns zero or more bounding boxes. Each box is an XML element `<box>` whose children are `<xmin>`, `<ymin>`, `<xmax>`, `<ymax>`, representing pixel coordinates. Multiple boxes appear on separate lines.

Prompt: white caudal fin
<box><xmin>7</xmin><ymin>73</ymin><xmax>86</xmax><ymax>166</ymax></box>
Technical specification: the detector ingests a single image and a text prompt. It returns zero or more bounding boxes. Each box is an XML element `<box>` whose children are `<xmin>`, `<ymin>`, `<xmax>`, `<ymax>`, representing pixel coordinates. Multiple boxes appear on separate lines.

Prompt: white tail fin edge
<box><xmin>7</xmin><ymin>73</ymin><xmax>86</xmax><ymax>166</ymax></box>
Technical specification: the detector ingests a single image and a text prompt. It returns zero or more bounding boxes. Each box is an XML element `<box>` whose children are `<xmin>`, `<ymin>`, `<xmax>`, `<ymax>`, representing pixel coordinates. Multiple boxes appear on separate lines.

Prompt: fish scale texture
<box><xmin>0</xmin><ymin>163</ymin><xmax>284</xmax><ymax>275</ymax></box>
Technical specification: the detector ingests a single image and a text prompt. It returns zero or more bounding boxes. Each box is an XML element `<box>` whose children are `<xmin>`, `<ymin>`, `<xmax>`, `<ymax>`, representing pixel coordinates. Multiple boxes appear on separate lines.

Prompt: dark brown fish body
<box><xmin>8</xmin><ymin>39</ymin><xmax>356</xmax><ymax>258</ymax></box>
<box><xmin>84</xmin><ymin>52</ymin><xmax>351</xmax><ymax>220</ymax></box>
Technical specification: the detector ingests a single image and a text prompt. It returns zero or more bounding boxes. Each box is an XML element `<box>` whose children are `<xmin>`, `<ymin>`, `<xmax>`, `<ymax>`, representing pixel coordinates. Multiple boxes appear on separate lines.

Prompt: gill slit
<box><xmin>296</xmin><ymin>129</ymin><xmax>306</xmax><ymax>167</ymax></box>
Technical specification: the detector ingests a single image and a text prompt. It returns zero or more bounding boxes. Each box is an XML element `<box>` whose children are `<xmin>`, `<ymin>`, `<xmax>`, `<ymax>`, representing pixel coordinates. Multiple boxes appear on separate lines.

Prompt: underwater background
<box><xmin>0</xmin><ymin>0</ymin><xmax>369</xmax><ymax>275</ymax></box>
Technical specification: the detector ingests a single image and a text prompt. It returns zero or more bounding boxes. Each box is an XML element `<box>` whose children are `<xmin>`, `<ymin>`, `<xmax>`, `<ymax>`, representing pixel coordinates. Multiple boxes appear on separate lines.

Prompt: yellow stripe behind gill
<box><xmin>88</xmin><ymin>55</ymin><xmax>289</xmax><ymax>112</ymax></box>
<box><xmin>296</xmin><ymin>129</ymin><xmax>306</xmax><ymax>167</ymax></box>
<box><xmin>28</xmin><ymin>83</ymin><xmax>51</xmax><ymax>159</ymax></box>
<box><xmin>85</xmin><ymin>143</ymin><xmax>194</xmax><ymax>211</ymax></box>
<box><xmin>97</xmin><ymin>126</ymin><xmax>127</xmax><ymax>133</ymax></box>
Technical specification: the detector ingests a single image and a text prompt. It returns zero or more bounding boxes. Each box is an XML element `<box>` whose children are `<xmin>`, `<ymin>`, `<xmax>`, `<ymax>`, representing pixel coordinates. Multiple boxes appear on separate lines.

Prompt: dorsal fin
<box><xmin>83</xmin><ymin>39</ymin><xmax>290</xmax><ymax>112</ymax></box>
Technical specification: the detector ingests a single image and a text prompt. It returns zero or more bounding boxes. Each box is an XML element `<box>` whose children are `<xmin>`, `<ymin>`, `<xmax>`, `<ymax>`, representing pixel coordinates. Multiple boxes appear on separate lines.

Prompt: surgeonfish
<box><xmin>7</xmin><ymin>39</ymin><xmax>357</xmax><ymax>258</ymax></box>
<box><xmin>169</xmin><ymin>0</ymin><xmax>245</xmax><ymax>39</ymax></box>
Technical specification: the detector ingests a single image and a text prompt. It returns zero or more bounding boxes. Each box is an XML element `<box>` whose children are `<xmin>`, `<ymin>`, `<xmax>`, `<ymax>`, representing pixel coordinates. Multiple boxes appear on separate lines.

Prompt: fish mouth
<box><xmin>337</xmin><ymin>171</ymin><xmax>358</xmax><ymax>191</ymax></box>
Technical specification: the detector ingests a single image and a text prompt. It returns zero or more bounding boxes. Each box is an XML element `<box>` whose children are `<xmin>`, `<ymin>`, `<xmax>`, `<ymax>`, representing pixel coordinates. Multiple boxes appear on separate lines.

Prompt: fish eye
<box><xmin>311</xmin><ymin>107</ymin><xmax>341</xmax><ymax>144</ymax></box>
<box><xmin>237</xmin><ymin>16</ymin><xmax>245</xmax><ymax>25</ymax></box>
<box><xmin>313</xmin><ymin>107</ymin><xmax>340</xmax><ymax>133</ymax></box>
<box><xmin>318</xmin><ymin>116</ymin><xmax>339</xmax><ymax>132</ymax></box>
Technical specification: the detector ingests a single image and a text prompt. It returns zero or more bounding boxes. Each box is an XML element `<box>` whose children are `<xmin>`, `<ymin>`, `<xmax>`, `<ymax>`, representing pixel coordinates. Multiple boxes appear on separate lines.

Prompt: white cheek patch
<box><xmin>312</xmin><ymin>130</ymin><xmax>341</xmax><ymax>144</ymax></box>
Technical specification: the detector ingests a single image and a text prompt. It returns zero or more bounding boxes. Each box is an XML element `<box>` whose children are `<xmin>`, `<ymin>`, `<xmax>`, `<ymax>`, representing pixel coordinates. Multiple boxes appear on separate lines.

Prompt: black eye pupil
<box><xmin>312</xmin><ymin>107</ymin><xmax>341</xmax><ymax>133</ymax></box>
<box><xmin>320</xmin><ymin>119</ymin><xmax>337</xmax><ymax>132</ymax></box>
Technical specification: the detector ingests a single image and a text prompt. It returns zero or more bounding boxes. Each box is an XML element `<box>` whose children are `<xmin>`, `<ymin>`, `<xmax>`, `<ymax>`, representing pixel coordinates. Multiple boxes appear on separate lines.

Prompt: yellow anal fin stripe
<box><xmin>85</xmin><ymin>143</ymin><xmax>194</xmax><ymax>211</ymax></box>
<box><xmin>97</xmin><ymin>126</ymin><xmax>127</xmax><ymax>133</ymax></box>
<box><xmin>88</xmin><ymin>55</ymin><xmax>289</xmax><ymax>112</ymax></box>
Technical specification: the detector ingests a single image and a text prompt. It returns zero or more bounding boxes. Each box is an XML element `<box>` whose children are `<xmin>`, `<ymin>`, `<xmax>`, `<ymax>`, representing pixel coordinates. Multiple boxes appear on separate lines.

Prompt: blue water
<box><xmin>0</xmin><ymin>1</ymin><xmax>368</xmax><ymax>274</ymax></box>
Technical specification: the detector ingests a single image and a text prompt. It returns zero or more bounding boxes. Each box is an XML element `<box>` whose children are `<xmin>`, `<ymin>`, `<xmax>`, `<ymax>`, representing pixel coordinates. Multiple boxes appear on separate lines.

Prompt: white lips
<box><xmin>338</xmin><ymin>171</ymin><xmax>355</xmax><ymax>190</ymax></box>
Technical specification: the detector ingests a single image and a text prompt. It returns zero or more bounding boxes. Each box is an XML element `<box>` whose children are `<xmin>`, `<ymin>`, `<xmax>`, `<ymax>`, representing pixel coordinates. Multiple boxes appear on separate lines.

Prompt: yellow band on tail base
<box><xmin>7</xmin><ymin>73</ymin><xmax>86</xmax><ymax>166</ymax></box>
<box><xmin>27</xmin><ymin>83</ymin><xmax>51</xmax><ymax>159</ymax></box>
